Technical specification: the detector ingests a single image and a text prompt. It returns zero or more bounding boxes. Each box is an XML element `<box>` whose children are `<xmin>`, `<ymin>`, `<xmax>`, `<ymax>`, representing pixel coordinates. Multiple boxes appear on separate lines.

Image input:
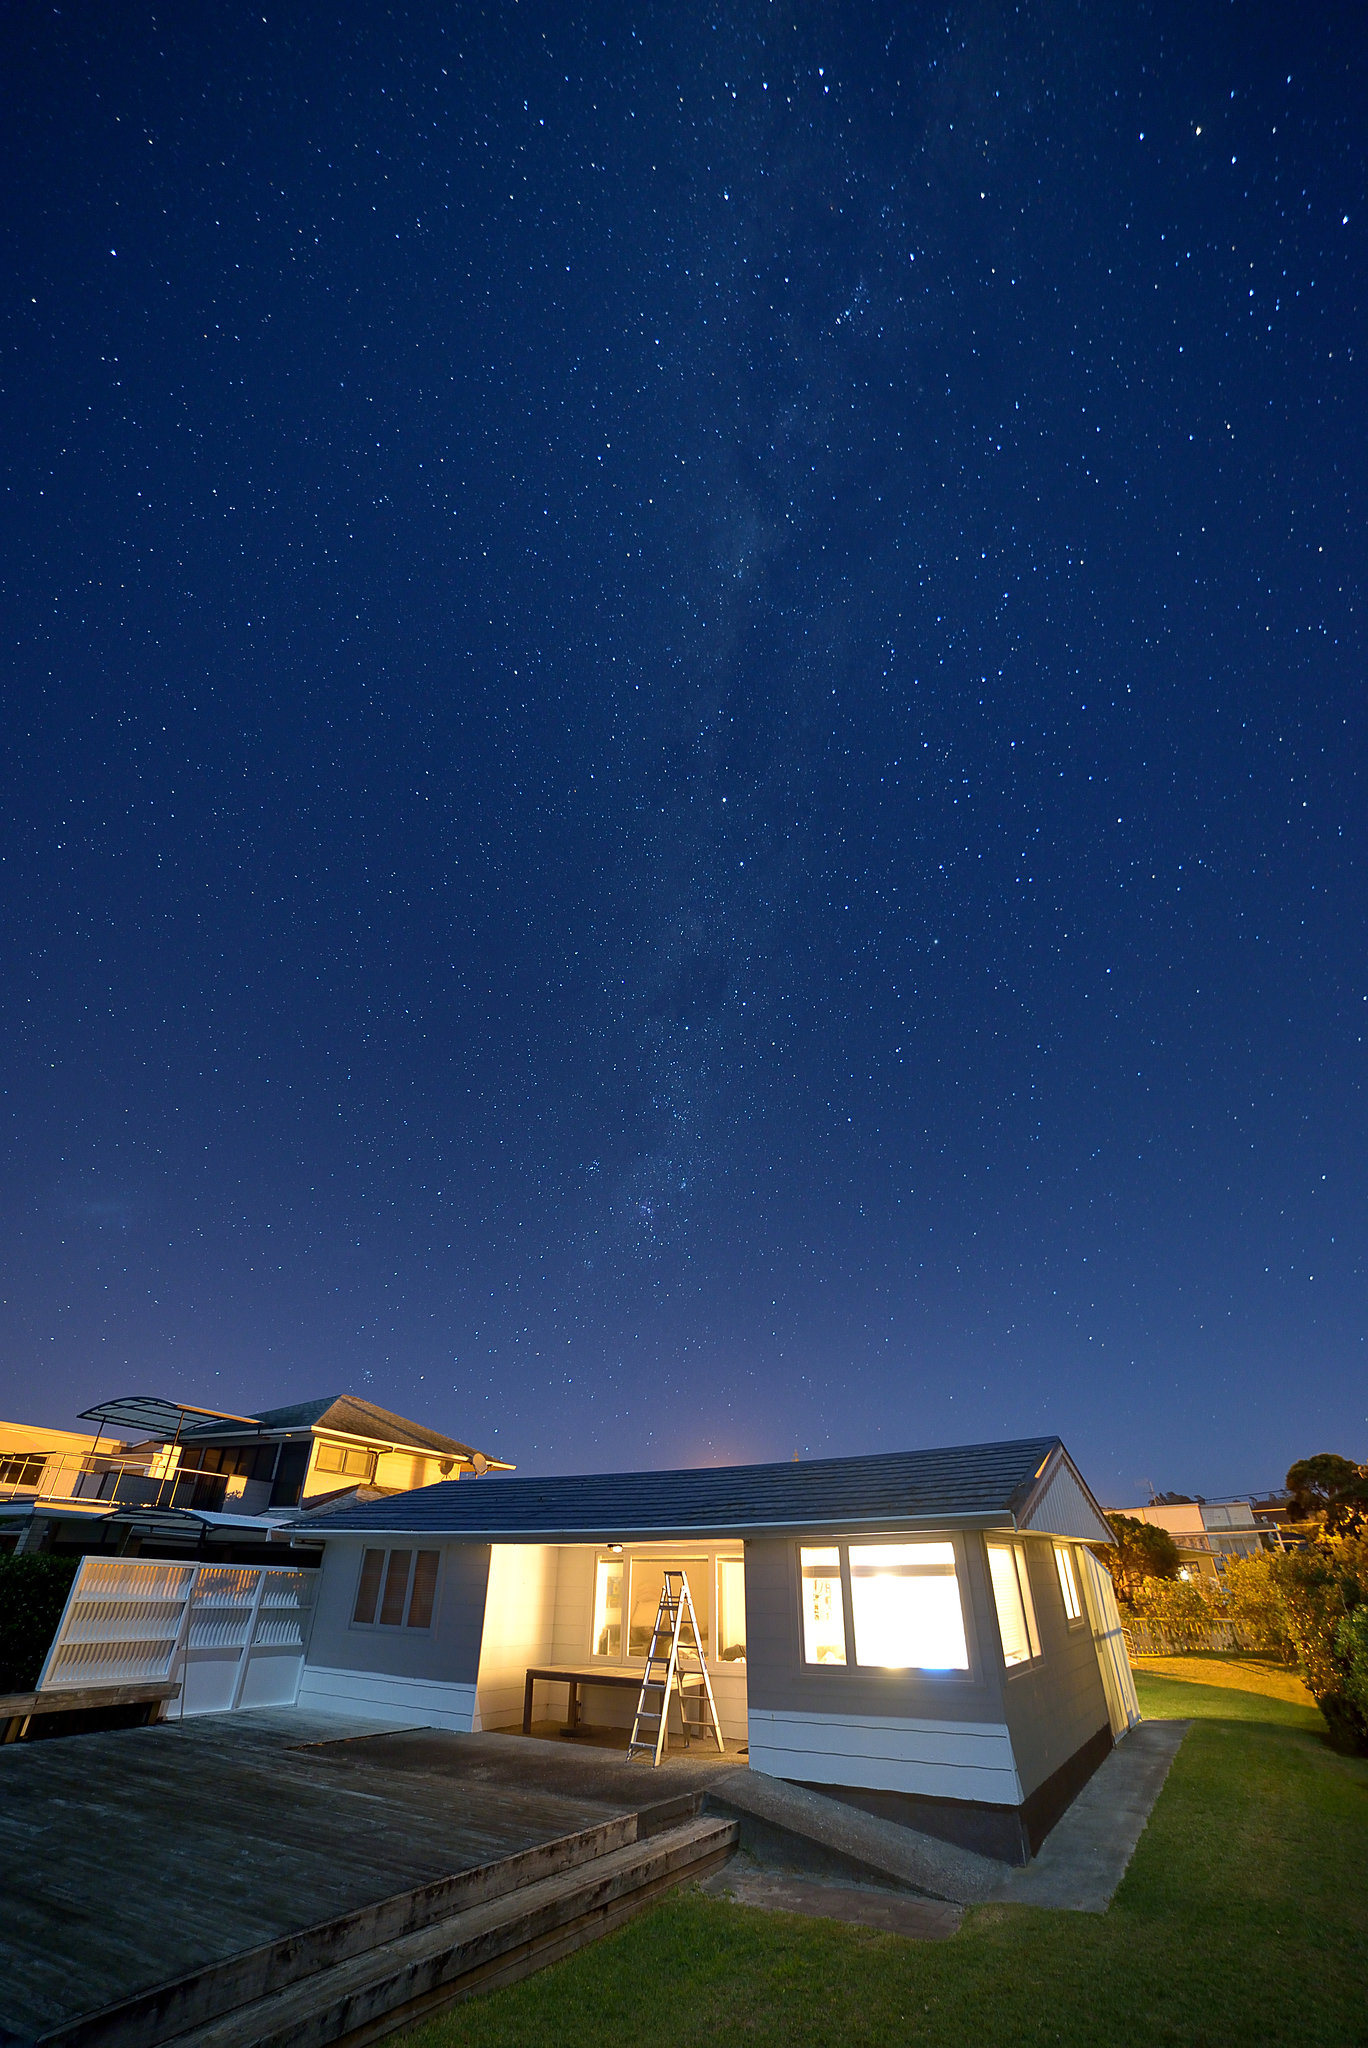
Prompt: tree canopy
<box><xmin>1286</xmin><ymin>1453</ymin><xmax>1368</xmax><ymax>1534</ymax></box>
<box><xmin>1096</xmin><ymin>1512</ymin><xmax>1182</xmax><ymax>1603</ymax></box>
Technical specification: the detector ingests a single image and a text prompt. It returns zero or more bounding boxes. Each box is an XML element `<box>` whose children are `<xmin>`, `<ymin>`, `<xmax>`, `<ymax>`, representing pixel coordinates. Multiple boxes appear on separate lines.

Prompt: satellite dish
<box><xmin>471</xmin><ymin>1452</ymin><xmax>489</xmax><ymax>1477</ymax></box>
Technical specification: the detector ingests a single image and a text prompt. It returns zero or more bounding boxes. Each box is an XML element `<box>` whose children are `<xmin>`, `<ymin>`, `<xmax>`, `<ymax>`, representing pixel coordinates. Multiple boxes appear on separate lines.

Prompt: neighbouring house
<box><xmin>0</xmin><ymin>1419</ymin><xmax>141</xmax><ymax>1498</ymax></box>
<box><xmin>1118</xmin><ymin>1497</ymin><xmax>1268</xmax><ymax>1582</ymax></box>
<box><xmin>0</xmin><ymin>1394</ymin><xmax>511</xmax><ymax>1564</ymax></box>
<box><xmin>287</xmin><ymin>1434</ymin><xmax>1137</xmax><ymax>1864</ymax></box>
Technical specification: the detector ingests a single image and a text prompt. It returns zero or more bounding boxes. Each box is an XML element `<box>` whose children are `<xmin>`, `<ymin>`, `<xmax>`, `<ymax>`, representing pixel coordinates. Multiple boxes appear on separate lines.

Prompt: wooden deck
<box><xmin>0</xmin><ymin>1708</ymin><xmax>742</xmax><ymax>2042</ymax></box>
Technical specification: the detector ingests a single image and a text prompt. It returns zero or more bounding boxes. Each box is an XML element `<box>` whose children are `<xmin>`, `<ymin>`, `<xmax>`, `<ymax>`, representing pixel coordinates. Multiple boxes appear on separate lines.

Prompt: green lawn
<box><xmin>395</xmin><ymin>1660</ymin><xmax>1368</xmax><ymax>2048</ymax></box>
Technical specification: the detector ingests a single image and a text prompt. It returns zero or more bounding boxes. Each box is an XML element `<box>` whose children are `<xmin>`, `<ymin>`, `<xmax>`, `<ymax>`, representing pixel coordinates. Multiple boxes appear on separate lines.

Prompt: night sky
<box><xmin>2</xmin><ymin>2</ymin><xmax>1364</xmax><ymax>1504</ymax></box>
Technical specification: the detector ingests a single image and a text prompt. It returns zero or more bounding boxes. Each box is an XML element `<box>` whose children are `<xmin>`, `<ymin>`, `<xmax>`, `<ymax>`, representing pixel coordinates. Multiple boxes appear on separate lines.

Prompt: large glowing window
<box><xmin>848</xmin><ymin>1542</ymin><xmax>970</xmax><ymax>1671</ymax></box>
<box><xmin>591</xmin><ymin>1556</ymin><xmax>623</xmax><ymax>1658</ymax></box>
<box><xmin>799</xmin><ymin>1546</ymin><xmax>848</xmax><ymax>1665</ymax></box>
<box><xmin>988</xmin><ymin>1542</ymin><xmax>1041</xmax><ymax>1667</ymax></box>
<box><xmin>717</xmin><ymin>1557</ymin><xmax>746</xmax><ymax>1663</ymax></box>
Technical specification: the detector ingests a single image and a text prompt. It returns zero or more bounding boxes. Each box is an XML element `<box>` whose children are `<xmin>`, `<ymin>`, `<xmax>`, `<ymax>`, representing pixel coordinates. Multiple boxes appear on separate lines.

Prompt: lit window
<box><xmin>717</xmin><ymin>1556</ymin><xmax>746</xmax><ymax>1663</ymax></box>
<box><xmin>352</xmin><ymin>1547</ymin><xmax>440</xmax><ymax>1629</ymax></box>
<box><xmin>628</xmin><ymin>1560</ymin><xmax>709</xmax><ymax>1657</ymax></box>
<box><xmin>316</xmin><ymin>1442</ymin><xmax>376</xmax><ymax>1481</ymax></box>
<box><xmin>0</xmin><ymin>1452</ymin><xmax>47</xmax><ymax>1487</ymax></box>
<box><xmin>1054</xmin><ymin>1543</ymin><xmax>1082</xmax><ymax>1622</ymax></box>
<box><xmin>849</xmin><ymin>1542</ymin><xmax>970</xmax><ymax>1670</ymax></box>
<box><xmin>988</xmin><ymin>1542</ymin><xmax>1041</xmax><ymax>1667</ymax></box>
<box><xmin>591</xmin><ymin>1555</ymin><xmax>623</xmax><ymax>1658</ymax></box>
<box><xmin>800</xmin><ymin>1546</ymin><xmax>847</xmax><ymax>1665</ymax></box>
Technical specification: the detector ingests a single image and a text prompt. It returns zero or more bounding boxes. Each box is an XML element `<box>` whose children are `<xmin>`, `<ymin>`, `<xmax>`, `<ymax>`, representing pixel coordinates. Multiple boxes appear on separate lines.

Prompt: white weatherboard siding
<box><xmin>748</xmin><ymin>1708</ymin><xmax>1023</xmax><ymax>1805</ymax></box>
<box><xmin>295</xmin><ymin>1665</ymin><xmax>479</xmax><ymax>1731</ymax></box>
<box><xmin>474</xmin><ymin>1543</ymin><xmax>560</xmax><ymax>1730</ymax></box>
<box><xmin>1019</xmin><ymin>1461</ymin><xmax>1113</xmax><ymax>1544</ymax></box>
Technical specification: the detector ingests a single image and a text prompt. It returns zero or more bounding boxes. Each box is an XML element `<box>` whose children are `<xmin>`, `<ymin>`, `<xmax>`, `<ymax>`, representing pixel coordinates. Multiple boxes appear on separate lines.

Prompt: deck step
<box><xmin>53</xmin><ymin>1817</ymin><xmax>737</xmax><ymax>2048</ymax></box>
<box><xmin>36</xmin><ymin>1813</ymin><xmax>642</xmax><ymax>2048</ymax></box>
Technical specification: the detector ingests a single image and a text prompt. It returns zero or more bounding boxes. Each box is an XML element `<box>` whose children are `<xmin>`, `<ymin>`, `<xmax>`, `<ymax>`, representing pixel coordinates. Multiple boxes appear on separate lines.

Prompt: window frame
<box><xmin>586</xmin><ymin>1547</ymin><xmax>743</xmax><ymax>1669</ymax></box>
<box><xmin>589</xmin><ymin>1552</ymin><xmax>625</xmax><ymax>1661</ymax></box>
<box><xmin>987</xmin><ymin>1538</ymin><xmax>1044</xmax><ymax>1672</ymax></box>
<box><xmin>1053</xmin><ymin>1542</ymin><xmax>1084</xmax><ymax>1626</ymax></box>
<box><xmin>625</xmin><ymin>1553</ymin><xmax>711</xmax><ymax>1662</ymax></box>
<box><xmin>315</xmin><ymin>1440</ymin><xmax>378</xmax><ymax>1483</ymax></box>
<box><xmin>715</xmin><ymin>1553</ymin><xmax>747</xmax><ymax>1667</ymax></box>
<box><xmin>795</xmin><ymin>1534</ymin><xmax>976</xmax><ymax>1679</ymax></box>
<box><xmin>350</xmin><ymin>1545</ymin><xmax>442</xmax><ymax>1632</ymax></box>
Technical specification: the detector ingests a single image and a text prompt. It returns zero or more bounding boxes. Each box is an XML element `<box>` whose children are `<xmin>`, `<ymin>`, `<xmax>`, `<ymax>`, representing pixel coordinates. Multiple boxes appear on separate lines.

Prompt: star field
<box><xmin>1</xmin><ymin>1</ymin><xmax>1364</xmax><ymax>1499</ymax></box>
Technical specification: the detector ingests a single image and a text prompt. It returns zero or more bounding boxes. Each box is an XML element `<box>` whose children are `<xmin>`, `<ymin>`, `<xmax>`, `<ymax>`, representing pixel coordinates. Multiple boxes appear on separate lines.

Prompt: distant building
<box><xmin>0</xmin><ymin>1393</ymin><xmax>511</xmax><ymax>1564</ymax></box>
<box><xmin>1116</xmin><ymin>1498</ymin><xmax>1267</xmax><ymax>1581</ymax></box>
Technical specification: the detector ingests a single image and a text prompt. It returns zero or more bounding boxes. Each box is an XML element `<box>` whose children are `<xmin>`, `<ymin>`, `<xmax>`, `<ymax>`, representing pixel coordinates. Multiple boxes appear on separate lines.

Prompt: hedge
<box><xmin>0</xmin><ymin>1553</ymin><xmax>80</xmax><ymax>1692</ymax></box>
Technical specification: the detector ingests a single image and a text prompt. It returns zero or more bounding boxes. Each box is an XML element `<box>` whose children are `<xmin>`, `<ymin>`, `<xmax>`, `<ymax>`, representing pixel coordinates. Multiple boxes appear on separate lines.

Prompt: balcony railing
<box><xmin>0</xmin><ymin>1451</ymin><xmax>230</xmax><ymax>1514</ymax></box>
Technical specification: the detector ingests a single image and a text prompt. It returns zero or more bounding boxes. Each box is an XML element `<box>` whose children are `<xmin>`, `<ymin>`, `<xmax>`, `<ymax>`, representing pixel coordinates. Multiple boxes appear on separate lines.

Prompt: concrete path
<box><xmin>988</xmin><ymin>1719</ymin><xmax>1190</xmax><ymax>1910</ymax></box>
<box><xmin>700</xmin><ymin>1862</ymin><xmax>963</xmax><ymax>1938</ymax></box>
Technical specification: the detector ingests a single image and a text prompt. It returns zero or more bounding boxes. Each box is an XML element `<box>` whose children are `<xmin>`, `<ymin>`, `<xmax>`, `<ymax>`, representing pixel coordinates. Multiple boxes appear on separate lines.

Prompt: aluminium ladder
<box><xmin>625</xmin><ymin>1568</ymin><xmax>725</xmax><ymax>1765</ymax></box>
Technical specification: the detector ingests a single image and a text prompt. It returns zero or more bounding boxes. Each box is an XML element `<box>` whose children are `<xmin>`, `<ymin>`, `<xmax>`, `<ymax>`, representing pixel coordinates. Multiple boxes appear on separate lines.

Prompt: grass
<box><xmin>394</xmin><ymin>1658</ymin><xmax>1368</xmax><ymax>2048</ymax></box>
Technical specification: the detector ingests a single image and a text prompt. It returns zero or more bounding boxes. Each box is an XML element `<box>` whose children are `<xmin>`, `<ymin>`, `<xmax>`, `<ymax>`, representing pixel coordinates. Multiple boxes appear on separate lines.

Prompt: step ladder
<box><xmin>626</xmin><ymin>1569</ymin><xmax>725</xmax><ymax>1765</ymax></box>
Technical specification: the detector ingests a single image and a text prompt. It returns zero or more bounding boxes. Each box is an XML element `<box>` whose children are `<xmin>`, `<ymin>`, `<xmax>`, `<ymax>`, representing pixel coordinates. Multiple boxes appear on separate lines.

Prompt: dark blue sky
<box><xmin>2</xmin><ymin>1</ymin><xmax>1364</xmax><ymax>1502</ymax></box>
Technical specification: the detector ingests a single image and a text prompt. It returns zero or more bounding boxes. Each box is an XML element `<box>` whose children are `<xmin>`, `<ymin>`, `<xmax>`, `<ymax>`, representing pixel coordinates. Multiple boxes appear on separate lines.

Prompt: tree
<box><xmin>1096</xmin><ymin>1512</ymin><xmax>1181</xmax><ymax>1604</ymax></box>
<box><xmin>1286</xmin><ymin>1453</ymin><xmax>1368</xmax><ymax>1535</ymax></box>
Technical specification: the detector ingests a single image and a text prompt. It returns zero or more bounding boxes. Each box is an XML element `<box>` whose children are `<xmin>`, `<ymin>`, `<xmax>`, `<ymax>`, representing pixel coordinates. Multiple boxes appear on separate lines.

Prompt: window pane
<box><xmin>1017</xmin><ymin>1548</ymin><xmax>1041</xmax><ymax>1656</ymax></box>
<box><xmin>592</xmin><ymin>1556</ymin><xmax>623</xmax><ymax>1658</ymax></box>
<box><xmin>849</xmin><ymin>1542</ymin><xmax>969</xmax><ymax>1670</ymax></box>
<box><xmin>717</xmin><ymin>1557</ymin><xmax>746</xmax><ymax>1663</ymax></box>
<box><xmin>989</xmin><ymin>1543</ymin><xmax>1039</xmax><ymax>1666</ymax></box>
<box><xmin>354</xmin><ymin>1549</ymin><xmax>384</xmax><ymax>1625</ymax></box>
<box><xmin>316</xmin><ymin>1443</ymin><xmax>344</xmax><ymax>1474</ymax></box>
<box><xmin>379</xmin><ymin>1549</ymin><xmax>412</xmax><ymax>1627</ymax></box>
<box><xmin>1054</xmin><ymin>1544</ymin><xmax>1082</xmax><ymax>1621</ymax></box>
<box><xmin>344</xmin><ymin>1446</ymin><xmax>375</xmax><ymax>1480</ymax></box>
<box><xmin>799</xmin><ymin>1546</ymin><xmax>847</xmax><ymax>1665</ymax></box>
<box><xmin>628</xmin><ymin>1561</ymin><xmax>709</xmax><ymax>1657</ymax></box>
<box><xmin>407</xmin><ymin>1551</ymin><xmax>439</xmax><ymax>1628</ymax></box>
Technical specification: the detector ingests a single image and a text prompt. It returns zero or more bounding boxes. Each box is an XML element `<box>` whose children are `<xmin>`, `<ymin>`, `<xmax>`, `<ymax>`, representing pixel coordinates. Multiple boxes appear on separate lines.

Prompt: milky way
<box><xmin>1</xmin><ymin>2</ymin><xmax>1363</xmax><ymax>1497</ymax></box>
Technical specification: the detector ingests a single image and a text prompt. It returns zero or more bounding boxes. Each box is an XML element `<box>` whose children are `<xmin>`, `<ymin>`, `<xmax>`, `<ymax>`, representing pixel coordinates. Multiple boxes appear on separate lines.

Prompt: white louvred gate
<box><xmin>36</xmin><ymin>1556</ymin><xmax>318</xmax><ymax>1714</ymax></box>
<box><xmin>1078</xmin><ymin>1545</ymin><xmax>1141</xmax><ymax>1737</ymax></box>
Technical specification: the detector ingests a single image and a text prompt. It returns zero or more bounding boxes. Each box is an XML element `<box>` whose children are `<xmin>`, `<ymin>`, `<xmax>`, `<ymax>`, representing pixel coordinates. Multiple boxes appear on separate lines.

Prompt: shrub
<box><xmin>1335</xmin><ymin>1606</ymin><xmax>1368</xmax><ymax>1718</ymax></box>
<box><xmin>1129</xmin><ymin>1575</ymin><xmax>1221</xmax><ymax>1633</ymax></box>
<box><xmin>1271</xmin><ymin>1534</ymin><xmax>1368</xmax><ymax>1753</ymax></box>
<box><xmin>1220</xmin><ymin>1552</ymin><xmax>1298</xmax><ymax>1661</ymax></box>
<box><xmin>0</xmin><ymin>1552</ymin><xmax>80</xmax><ymax>1692</ymax></box>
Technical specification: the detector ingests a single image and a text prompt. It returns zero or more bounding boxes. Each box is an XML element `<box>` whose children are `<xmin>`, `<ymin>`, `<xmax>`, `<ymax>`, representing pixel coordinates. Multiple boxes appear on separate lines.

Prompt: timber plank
<box><xmin>0</xmin><ymin>1713</ymin><xmax>623</xmax><ymax>2039</ymax></box>
<box><xmin>142</xmin><ymin>1820</ymin><xmax>739</xmax><ymax>2048</ymax></box>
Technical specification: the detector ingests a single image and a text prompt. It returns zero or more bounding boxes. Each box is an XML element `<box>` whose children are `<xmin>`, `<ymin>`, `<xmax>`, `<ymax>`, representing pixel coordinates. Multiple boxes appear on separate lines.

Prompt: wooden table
<box><xmin>522</xmin><ymin>1665</ymin><xmax>645</xmax><ymax>1736</ymax></box>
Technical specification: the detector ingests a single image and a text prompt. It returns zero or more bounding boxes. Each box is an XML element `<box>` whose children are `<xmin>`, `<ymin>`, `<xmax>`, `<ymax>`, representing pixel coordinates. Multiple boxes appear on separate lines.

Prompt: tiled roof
<box><xmin>288</xmin><ymin>1435</ymin><xmax>1086</xmax><ymax>1541</ymax></box>
<box><xmin>181</xmin><ymin>1395</ymin><xmax>489</xmax><ymax>1461</ymax></box>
